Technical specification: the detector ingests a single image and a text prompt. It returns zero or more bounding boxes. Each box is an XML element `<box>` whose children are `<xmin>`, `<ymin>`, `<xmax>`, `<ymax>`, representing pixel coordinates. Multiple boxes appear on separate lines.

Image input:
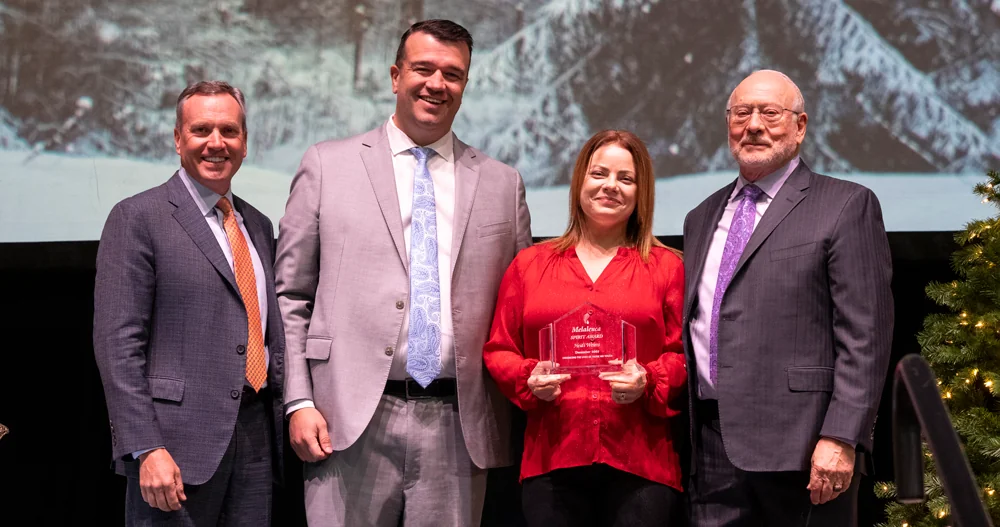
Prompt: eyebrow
<box><xmin>409</xmin><ymin>61</ymin><xmax>466</xmax><ymax>74</ymax></box>
<box><xmin>590</xmin><ymin>164</ymin><xmax>635</xmax><ymax>174</ymax></box>
<box><xmin>187</xmin><ymin>120</ymin><xmax>241</xmax><ymax>128</ymax></box>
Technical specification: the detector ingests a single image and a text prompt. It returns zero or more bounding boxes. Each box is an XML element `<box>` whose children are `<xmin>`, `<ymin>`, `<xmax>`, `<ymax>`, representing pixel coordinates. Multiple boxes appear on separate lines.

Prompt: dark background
<box><xmin>0</xmin><ymin>232</ymin><xmax>956</xmax><ymax>525</ymax></box>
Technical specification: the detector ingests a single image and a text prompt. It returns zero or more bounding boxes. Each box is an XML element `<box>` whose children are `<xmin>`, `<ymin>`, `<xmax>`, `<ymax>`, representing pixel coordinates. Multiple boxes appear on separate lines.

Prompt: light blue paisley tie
<box><xmin>406</xmin><ymin>146</ymin><xmax>442</xmax><ymax>387</ymax></box>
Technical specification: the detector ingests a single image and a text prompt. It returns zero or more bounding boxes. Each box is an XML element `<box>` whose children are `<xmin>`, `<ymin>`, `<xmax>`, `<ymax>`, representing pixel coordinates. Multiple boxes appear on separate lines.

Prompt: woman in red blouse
<box><xmin>484</xmin><ymin>130</ymin><xmax>686</xmax><ymax>526</ymax></box>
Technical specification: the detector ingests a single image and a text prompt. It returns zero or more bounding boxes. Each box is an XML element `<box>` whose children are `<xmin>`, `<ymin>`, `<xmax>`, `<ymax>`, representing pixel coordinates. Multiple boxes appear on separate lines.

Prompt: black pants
<box><xmin>521</xmin><ymin>463</ymin><xmax>681</xmax><ymax>527</ymax></box>
<box><xmin>689</xmin><ymin>402</ymin><xmax>860</xmax><ymax>527</ymax></box>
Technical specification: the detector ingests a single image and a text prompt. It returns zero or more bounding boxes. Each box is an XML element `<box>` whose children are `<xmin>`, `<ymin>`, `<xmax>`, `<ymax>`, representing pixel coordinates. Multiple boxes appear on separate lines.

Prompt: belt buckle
<box><xmin>405</xmin><ymin>379</ymin><xmax>431</xmax><ymax>399</ymax></box>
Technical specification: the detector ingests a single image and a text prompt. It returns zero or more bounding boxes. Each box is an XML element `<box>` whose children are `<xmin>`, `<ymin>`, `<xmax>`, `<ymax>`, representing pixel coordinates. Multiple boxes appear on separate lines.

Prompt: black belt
<box><xmin>694</xmin><ymin>398</ymin><xmax>719</xmax><ymax>421</ymax></box>
<box><xmin>384</xmin><ymin>378</ymin><xmax>457</xmax><ymax>399</ymax></box>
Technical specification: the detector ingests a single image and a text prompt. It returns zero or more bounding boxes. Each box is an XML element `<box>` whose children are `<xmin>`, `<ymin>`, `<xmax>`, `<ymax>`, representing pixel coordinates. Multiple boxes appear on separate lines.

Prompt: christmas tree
<box><xmin>875</xmin><ymin>170</ymin><xmax>1000</xmax><ymax>526</ymax></box>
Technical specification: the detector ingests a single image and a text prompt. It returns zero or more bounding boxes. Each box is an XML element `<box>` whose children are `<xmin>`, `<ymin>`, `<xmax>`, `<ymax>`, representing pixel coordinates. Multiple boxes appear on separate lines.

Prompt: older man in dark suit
<box><xmin>93</xmin><ymin>80</ymin><xmax>284</xmax><ymax>526</ymax></box>
<box><xmin>682</xmin><ymin>70</ymin><xmax>893</xmax><ymax>526</ymax></box>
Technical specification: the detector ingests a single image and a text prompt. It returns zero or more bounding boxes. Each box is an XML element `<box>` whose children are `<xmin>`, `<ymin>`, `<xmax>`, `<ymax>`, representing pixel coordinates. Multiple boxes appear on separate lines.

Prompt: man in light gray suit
<box><xmin>682</xmin><ymin>70</ymin><xmax>893</xmax><ymax>526</ymax></box>
<box><xmin>275</xmin><ymin>19</ymin><xmax>532</xmax><ymax>527</ymax></box>
<box><xmin>94</xmin><ymin>81</ymin><xmax>285</xmax><ymax>526</ymax></box>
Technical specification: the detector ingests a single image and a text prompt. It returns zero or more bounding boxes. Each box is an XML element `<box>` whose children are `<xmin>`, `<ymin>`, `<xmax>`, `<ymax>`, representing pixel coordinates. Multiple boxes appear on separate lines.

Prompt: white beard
<box><xmin>731</xmin><ymin>139</ymin><xmax>798</xmax><ymax>172</ymax></box>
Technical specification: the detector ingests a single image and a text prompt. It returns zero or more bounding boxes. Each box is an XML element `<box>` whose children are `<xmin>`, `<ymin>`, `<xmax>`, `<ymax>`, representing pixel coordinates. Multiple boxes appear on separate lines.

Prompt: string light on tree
<box><xmin>876</xmin><ymin>170</ymin><xmax>1000</xmax><ymax>525</ymax></box>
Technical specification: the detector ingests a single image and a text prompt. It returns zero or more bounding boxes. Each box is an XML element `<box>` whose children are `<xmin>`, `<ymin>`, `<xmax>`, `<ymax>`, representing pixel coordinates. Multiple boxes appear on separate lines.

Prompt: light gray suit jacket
<box><xmin>682</xmin><ymin>160</ymin><xmax>893</xmax><ymax>472</ymax></box>
<box><xmin>93</xmin><ymin>173</ymin><xmax>285</xmax><ymax>485</ymax></box>
<box><xmin>275</xmin><ymin>125</ymin><xmax>532</xmax><ymax>469</ymax></box>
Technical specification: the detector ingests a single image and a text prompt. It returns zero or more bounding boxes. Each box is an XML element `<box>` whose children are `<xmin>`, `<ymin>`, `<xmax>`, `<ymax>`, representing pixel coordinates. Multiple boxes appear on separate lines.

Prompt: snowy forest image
<box><xmin>0</xmin><ymin>0</ymin><xmax>999</xmax><ymax>241</ymax></box>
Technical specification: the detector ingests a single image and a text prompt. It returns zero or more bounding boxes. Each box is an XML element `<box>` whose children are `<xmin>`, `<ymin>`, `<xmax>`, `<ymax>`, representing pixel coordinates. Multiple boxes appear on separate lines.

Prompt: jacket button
<box><xmin>385</xmin><ymin>346</ymin><xmax>394</xmax><ymax>356</ymax></box>
<box><xmin>230</xmin><ymin>390</ymin><xmax>240</xmax><ymax>399</ymax></box>
<box><xmin>236</xmin><ymin>345</ymin><xmax>245</xmax><ymax>354</ymax></box>
<box><xmin>396</xmin><ymin>300</ymin><xmax>405</xmax><ymax>310</ymax></box>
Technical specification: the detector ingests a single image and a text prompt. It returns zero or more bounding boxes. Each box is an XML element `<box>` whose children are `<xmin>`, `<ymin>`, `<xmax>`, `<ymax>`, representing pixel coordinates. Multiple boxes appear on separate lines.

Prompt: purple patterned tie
<box><xmin>709</xmin><ymin>183</ymin><xmax>763</xmax><ymax>385</ymax></box>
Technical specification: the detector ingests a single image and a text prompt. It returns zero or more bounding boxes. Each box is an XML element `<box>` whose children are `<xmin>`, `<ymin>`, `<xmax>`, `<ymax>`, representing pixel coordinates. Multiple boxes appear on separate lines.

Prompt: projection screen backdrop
<box><xmin>1</xmin><ymin>0</ymin><xmax>998</xmax><ymax>242</ymax></box>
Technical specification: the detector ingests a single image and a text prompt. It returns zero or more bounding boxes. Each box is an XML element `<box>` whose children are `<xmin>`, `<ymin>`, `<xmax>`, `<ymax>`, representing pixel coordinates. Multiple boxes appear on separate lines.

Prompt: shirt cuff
<box><xmin>130</xmin><ymin>446</ymin><xmax>163</xmax><ymax>461</ymax></box>
<box><xmin>286</xmin><ymin>398</ymin><xmax>315</xmax><ymax>417</ymax></box>
<box><xmin>821</xmin><ymin>435</ymin><xmax>858</xmax><ymax>449</ymax></box>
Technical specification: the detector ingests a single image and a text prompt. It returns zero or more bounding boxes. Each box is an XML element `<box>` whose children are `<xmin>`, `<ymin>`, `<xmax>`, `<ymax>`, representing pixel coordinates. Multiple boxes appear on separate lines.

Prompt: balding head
<box><xmin>728</xmin><ymin>70</ymin><xmax>805</xmax><ymax>113</ymax></box>
<box><xmin>726</xmin><ymin>70</ymin><xmax>808</xmax><ymax>182</ymax></box>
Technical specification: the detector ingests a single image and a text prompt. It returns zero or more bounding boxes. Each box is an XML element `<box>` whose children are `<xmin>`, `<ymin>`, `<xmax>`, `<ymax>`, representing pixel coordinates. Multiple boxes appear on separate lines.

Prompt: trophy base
<box><xmin>550</xmin><ymin>363</ymin><xmax>624</xmax><ymax>375</ymax></box>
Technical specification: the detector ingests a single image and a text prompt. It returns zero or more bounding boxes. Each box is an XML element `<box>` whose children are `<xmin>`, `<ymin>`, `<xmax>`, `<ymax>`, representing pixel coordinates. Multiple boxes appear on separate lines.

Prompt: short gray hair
<box><xmin>175</xmin><ymin>80</ymin><xmax>247</xmax><ymax>136</ymax></box>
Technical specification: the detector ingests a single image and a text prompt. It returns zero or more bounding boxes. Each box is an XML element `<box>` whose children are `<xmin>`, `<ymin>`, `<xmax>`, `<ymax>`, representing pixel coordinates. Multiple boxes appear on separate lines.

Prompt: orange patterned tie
<box><xmin>216</xmin><ymin>197</ymin><xmax>266</xmax><ymax>391</ymax></box>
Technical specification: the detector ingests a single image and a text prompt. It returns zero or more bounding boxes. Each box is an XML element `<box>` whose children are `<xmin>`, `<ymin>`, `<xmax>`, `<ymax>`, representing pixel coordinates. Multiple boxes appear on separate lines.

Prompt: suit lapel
<box><xmin>360</xmin><ymin>128</ymin><xmax>409</xmax><ymax>272</ymax></box>
<box><xmin>167</xmin><ymin>173</ymin><xmax>238</xmax><ymax>292</ymax></box>
<box><xmin>732</xmin><ymin>163</ymin><xmax>811</xmax><ymax>277</ymax></box>
<box><xmin>451</xmin><ymin>139</ymin><xmax>481</xmax><ymax>276</ymax></box>
<box><xmin>684</xmin><ymin>183</ymin><xmax>734</xmax><ymax>317</ymax></box>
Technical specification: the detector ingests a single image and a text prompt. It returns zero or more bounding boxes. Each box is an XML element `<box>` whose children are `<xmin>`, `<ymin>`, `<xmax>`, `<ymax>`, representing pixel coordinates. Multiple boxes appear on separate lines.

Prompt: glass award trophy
<box><xmin>538</xmin><ymin>302</ymin><xmax>636</xmax><ymax>374</ymax></box>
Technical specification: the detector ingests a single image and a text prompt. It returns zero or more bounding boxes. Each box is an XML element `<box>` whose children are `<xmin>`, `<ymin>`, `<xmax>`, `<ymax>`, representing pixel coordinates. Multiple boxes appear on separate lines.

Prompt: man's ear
<box><xmin>390</xmin><ymin>64</ymin><xmax>400</xmax><ymax>94</ymax></box>
<box><xmin>795</xmin><ymin>112</ymin><xmax>809</xmax><ymax>144</ymax></box>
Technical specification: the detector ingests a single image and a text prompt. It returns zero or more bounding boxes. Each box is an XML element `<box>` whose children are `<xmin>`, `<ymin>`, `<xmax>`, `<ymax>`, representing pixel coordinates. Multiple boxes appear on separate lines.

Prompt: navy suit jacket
<box><xmin>682</xmin><ymin>160</ymin><xmax>893</xmax><ymax>472</ymax></box>
<box><xmin>93</xmin><ymin>172</ymin><xmax>285</xmax><ymax>485</ymax></box>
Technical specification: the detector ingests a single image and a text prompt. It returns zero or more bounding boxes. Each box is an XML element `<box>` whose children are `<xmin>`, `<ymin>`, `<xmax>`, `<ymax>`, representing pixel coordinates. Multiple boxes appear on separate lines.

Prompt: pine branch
<box><xmin>886</xmin><ymin>170</ymin><xmax>1000</xmax><ymax>524</ymax></box>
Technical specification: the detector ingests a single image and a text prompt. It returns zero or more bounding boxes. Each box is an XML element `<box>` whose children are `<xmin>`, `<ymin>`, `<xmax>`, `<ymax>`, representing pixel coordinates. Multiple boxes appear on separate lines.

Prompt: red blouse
<box><xmin>484</xmin><ymin>242</ymin><xmax>687</xmax><ymax>490</ymax></box>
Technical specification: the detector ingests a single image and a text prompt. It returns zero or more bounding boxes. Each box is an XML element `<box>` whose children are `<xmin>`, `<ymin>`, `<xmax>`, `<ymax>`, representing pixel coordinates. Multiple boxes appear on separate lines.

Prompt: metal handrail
<box><xmin>893</xmin><ymin>353</ymin><xmax>993</xmax><ymax>526</ymax></box>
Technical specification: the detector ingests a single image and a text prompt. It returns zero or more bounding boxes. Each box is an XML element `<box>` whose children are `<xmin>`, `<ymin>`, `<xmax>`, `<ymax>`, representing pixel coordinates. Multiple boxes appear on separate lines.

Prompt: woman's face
<box><xmin>579</xmin><ymin>143</ymin><xmax>638</xmax><ymax>232</ymax></box>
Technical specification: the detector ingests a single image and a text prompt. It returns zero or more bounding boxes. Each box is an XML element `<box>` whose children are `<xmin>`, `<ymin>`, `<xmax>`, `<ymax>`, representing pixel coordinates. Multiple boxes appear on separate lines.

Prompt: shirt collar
<box><xmin>178</xmin><ymin>167</ymin><xmax>235</xmax><ymax>217</ymax></box>
<box><xmin>732</xmin><ymin>156</ymin><xmax>800</xmax><ymax>202</ymax></box>
<box><xmin>385</xmin><ymin>116</ymin><xmax>455</xmax><ymax>163</ymax></box>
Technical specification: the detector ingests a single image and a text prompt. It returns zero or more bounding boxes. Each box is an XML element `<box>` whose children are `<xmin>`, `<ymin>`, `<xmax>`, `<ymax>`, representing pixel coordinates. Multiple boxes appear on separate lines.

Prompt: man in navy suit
<box><xmin>682</xmin><ymin>70</ymin><xmax>893</xmax><ymax>526</ymax></box>
<box><xmin>93</xmin><ymin>80</ymin><xmax>284</xmax><ymax>526</ymax></box>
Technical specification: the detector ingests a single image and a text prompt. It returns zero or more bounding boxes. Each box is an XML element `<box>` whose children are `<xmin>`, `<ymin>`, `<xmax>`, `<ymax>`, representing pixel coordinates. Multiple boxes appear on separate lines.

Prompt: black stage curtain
<box><xmin>0</xmin><ymin>232</ymin><xmax>956</xmax><ymax>526</ymax></box>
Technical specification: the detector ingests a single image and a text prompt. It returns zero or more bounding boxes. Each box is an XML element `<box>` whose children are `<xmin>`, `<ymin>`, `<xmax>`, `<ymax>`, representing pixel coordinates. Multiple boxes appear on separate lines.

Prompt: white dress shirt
<box><xmin>385</xmin><ymin>117</ymin><xmax>457</xmax><ymax>380</ymax></box>
<box><xmin>690</xmin><ymin>157</ymin><xmax>799</xmax><ymax>400</ymax></box>
<box><xmin>285</xmin><ymin>119</ymin><xmax>459</xmax><ymax>416</ymax></box>
<box><xmin>134</xmin><ymin>168</ymin><xmax>269</xmax><ymax>459</ymax></box>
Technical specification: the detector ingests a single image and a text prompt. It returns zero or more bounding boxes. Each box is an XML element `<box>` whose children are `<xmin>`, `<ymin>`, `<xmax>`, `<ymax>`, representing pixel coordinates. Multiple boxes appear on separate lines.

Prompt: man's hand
<box><xmin>599</xmin><ymin>359</ymin><xmax>647</xmax><ymax>404</ymax></box>
<box><xmin>807</xmin><ymin>437</ymin><xmax>855</xmax><ymax>505</ymax></box>
<box><xmin>138</xmin><ymin>448</ymin><xmax>186</xmax><ymax>512</ymax></box>
<box><xmin>527</xmin><ymin>361</ymin><xmax>571</xmax><ymax>402</ymax></box>
<box><xmin>289</xmin><ymin>407</ymin><xmax>333</xmax><ymax>462</ymax></box>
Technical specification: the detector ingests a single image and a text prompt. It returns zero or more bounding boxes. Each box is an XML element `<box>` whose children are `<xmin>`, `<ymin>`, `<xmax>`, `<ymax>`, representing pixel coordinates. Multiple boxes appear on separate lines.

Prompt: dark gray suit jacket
<box><xmin>93</xmin><ymin>172</ymin><xmax>285</xmax><ymax>485</ymax></box>
<box><xmin>682</xmin><ymin>160</ymin><xmax>893</xmax><ymax>472</ymax></box>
